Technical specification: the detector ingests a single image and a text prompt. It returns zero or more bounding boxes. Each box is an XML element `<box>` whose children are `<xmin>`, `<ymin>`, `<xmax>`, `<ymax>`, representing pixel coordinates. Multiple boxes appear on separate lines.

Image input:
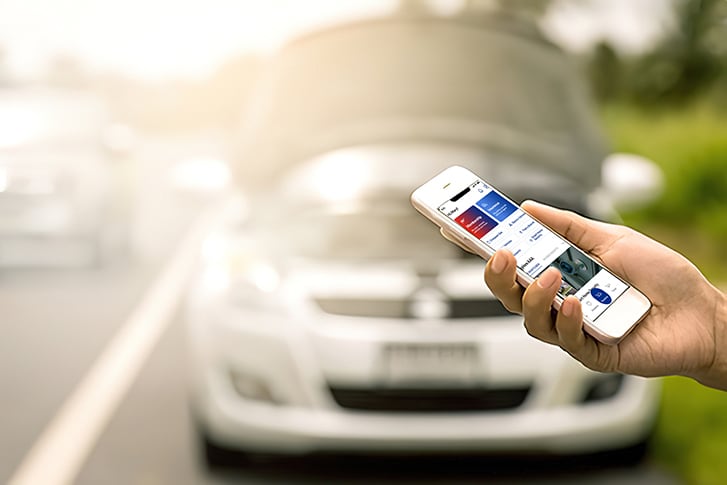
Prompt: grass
<box><xmin>654</xmin><ymin>377</ymin><xmax>727</xmax><ymax>485</ymax></box>
<box><xmin>601</xmin><ymin>102</ymin><xmax>727</xmax><ymax>484</ymax></box>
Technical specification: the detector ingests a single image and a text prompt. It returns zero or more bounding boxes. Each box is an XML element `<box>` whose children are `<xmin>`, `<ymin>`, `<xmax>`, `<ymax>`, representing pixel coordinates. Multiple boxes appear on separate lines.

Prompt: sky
<box><xmin>541</xmin><ymin>0</ymin><xmax>676</xmax><ymax>55</ymax></box>
<box><xmin>0</xmin><ymin>0</ymin><xmax>676</xmax><ymax>82</ymax></box>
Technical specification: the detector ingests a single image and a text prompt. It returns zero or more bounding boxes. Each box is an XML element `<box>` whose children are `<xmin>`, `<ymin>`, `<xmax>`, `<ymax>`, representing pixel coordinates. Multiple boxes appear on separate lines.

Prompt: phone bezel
<box><xmin>411</xmin><ymin>165</ymin><xmax>651</xmax><ymax>345</ymax></box>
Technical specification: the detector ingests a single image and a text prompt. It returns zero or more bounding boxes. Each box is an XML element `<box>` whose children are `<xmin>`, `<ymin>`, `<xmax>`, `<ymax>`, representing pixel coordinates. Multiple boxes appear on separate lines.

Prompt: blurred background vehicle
<box><xmin>0</xmin><ymin>87</ymin><xmax>135</xmax><ymax>266</ymax></box>
<box><xmin>185</xmin><ymin>7</ymin><xmax>662</xmax><ymax>467</ymax></box>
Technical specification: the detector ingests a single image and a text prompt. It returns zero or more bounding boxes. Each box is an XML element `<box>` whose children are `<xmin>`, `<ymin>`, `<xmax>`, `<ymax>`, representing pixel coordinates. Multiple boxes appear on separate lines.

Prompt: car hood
<box><xmin>235</xmin><ymin>13</ymin><xmax>607</xmax><ymax>191</ymax></box>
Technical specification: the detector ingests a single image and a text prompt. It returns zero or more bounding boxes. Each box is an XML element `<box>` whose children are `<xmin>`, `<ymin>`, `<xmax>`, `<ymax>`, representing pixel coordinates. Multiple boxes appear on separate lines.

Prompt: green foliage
<box><xmin>586</xmin><ymin>0</ymin><xmax>727</xmax><ymax>106</ymax></box>
<box><xmin>654</xmin><ymin>377</ymin><xmax>727</xmax><ymax>485</ymax></box>
<box><xmin>601</xmin><ymin>102</ymin><xmax>727</xmax><ymax>279</ymax></box>
<box><xmin>591</xmin><ymin>5</ymin><xmax>727</xmax><ymax>485</ymax></box>
<box><xmin>603</xmin><ymin>102</ymin><xmax>727</xmax><ymax>483</ymax></box>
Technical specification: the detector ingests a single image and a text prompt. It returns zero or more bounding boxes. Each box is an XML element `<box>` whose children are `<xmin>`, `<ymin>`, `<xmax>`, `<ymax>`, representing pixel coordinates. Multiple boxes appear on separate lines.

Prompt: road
<box><xmin>0</xmin><ymin>264</ymin><xmax>156</xmax><ymax>484</ymax></box>
<box><xmin>1</xmin><ymin>136</ymin><xmax>682</xmax><ymax>484</ymax></box>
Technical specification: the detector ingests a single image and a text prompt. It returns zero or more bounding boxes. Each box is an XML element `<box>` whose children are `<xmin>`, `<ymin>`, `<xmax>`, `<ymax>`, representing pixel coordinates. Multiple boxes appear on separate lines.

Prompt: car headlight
<box><xmin>227</xmin><ymin>264</ymin><xmax>285</xmax><ymax>313</ymax></box>
<box><xmin>199</xmin><ymin>235</ymin><xmax>283</xmax><ymax>312</ymax></box>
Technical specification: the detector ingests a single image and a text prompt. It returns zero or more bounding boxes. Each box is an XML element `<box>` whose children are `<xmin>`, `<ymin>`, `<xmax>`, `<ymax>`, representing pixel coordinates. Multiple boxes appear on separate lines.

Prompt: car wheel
<box><xmin>197</xmin><ymin>430</ymin><xmax>248</xmax><ymax>469</ymax></box>
<box><xmin>566</xmin><ymin>439</ymin><xmax>650</xmax><ymax>470</ymax></box>
<box><xmin>194</xmin><ymin>424</ymin><xmax>283</xmax><ymax>470</ymax></box>
<box><xmin>602</xmin><ymin>439</ymin><xmax>650</xmax><ymax>467</ymax></box>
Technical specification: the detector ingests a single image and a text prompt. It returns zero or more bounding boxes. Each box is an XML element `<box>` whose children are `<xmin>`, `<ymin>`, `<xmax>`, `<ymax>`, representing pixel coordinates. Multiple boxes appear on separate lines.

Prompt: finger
<box><xmin>521</xmin><ymin>200</ymin><xmax>622</xmax><ymax>256</ymax></box>
<box><xmin>521</xmin><ymin>267</ymin><xmax>562</xmax><ymax>345</ymax></box>
<box><xmin>439</xmin><ymin>228</ymin><xmax>475</xmax><ymax>254</ymax></box>
<box><xmin>484</xmin><ymin>250</ymin><xmax>523</xmax><ymax>314</ymax></box>
<box><xmin>554</xmin><ymin>296</ymin><xmax>613</xmax><ymax>372</ymax></box>
<box><xmin>554</xmin><ymin>296</ymin><xmax>587</xmax><ymax>351</ymax></box>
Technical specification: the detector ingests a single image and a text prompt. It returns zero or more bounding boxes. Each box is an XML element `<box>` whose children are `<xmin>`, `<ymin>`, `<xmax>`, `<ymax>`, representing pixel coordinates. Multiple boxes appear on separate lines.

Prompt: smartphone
<box><xmin>410</xmin><ymin>165</ymin><xmax>651</xmax><ymax>345</ymax></box>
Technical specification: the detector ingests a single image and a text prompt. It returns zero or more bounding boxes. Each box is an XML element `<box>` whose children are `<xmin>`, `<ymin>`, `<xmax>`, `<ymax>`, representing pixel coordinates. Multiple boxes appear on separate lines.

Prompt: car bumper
<box><xmin>187</xmin><ymin>305</ymin><xmax>661</xmax><ymax>454</ymax></box>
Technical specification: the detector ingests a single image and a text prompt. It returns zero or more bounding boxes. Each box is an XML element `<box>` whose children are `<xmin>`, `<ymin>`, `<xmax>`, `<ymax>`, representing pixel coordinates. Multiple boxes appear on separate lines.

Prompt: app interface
<box><xmin>439</xmin><ymin>180</ymin><xmax>628</xmax><ymax>321</ymax></box>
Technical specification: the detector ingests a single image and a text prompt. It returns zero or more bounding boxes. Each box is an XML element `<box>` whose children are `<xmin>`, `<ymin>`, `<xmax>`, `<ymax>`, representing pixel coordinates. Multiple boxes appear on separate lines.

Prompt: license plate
<box><xmin>384</xmin><ymin>343</ymin><xmax>478</xmax><ymax>384</ymax></box>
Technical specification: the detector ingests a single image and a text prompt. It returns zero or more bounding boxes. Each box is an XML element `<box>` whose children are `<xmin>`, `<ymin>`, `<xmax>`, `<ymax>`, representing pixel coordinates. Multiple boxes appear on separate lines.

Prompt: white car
<box><xmin>0</xmin><ymin>88</ymin><xmax>133</xmax><ymax>266</ymax></box>
<box><xmin>186</xmin><ymin>8</ymin><xmax>661</xmax><ymax>466</ymax></box>
<box><xmin>186</xmin><ymin>148</ymin><xmax>660</xmax><ymax>466</ymax></box>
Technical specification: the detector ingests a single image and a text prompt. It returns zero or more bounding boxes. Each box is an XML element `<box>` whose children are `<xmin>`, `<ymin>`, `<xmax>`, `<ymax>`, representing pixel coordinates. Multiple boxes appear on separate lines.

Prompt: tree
<box><xmin>629</xmin><ymin>0</ymin><xmax>727</xmax><ymax>105</ymax></box>
<box><xmin>588</xmin><ymin>41</ymin><xmax>622</xmax><ymax>103</ymax></box>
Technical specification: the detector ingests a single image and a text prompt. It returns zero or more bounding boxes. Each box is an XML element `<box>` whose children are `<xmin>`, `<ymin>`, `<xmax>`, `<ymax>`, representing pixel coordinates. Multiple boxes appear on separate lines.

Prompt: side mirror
<box><xmin>601</xmin><ymin>153</ymin><xmax>664</xmax><ymax>211</ymax></box>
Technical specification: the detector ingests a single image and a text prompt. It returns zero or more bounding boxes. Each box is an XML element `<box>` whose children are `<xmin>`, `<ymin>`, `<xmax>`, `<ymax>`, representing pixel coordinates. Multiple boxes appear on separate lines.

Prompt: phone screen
<box><xmin>438</xmin><ymin>179</ymin><xmax>629</xmax><ymax>322</ymax></box>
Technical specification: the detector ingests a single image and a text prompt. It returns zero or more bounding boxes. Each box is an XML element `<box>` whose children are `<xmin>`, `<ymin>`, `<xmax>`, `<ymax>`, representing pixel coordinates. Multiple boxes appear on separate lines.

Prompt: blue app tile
<box><xmin>590</xmin><ymin>287</ymin><xmax>612</xmax><ymax>305</ymax></box>
<box><xmin>475</xmin><ymin>191</ymin><xmax>517</xmax><ymax>222</ymax></box>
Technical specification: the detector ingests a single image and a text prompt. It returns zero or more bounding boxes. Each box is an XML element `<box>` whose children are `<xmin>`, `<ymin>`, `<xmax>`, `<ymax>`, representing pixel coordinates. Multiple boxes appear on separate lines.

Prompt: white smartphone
<box><xmin>411</xmin><ymin>165</ymin><xmax>651</xmax><ymax>345</ymax></box>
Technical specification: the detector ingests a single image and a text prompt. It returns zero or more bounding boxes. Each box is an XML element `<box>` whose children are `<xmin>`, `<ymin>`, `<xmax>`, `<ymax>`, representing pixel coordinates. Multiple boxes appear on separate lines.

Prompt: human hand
<box><xmin>483</xmin><ymin>201</ymin><xmax>727</xmax><ymax>389</ymax></box>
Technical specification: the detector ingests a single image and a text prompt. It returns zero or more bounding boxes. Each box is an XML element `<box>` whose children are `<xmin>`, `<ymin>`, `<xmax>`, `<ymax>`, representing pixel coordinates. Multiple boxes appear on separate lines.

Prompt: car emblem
<box><xmin>409</xmin><ymin>288</ymin><xmax>450</xmax><ymax>319</ymax></box>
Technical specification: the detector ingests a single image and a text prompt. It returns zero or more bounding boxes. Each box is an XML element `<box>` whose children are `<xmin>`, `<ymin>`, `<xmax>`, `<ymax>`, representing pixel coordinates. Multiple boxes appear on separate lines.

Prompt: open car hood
<box><xmin>236</xmin><ymin>12</ymin><xmax>607</xmax><ymax>192</ymax></box>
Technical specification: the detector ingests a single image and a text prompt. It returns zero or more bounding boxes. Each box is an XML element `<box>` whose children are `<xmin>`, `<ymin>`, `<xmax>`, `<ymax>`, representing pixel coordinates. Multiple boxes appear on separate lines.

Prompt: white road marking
<box><xmin>8</xmin><ymin>215</ymin><xmax>212</xmax><ymax>485</ymax></box>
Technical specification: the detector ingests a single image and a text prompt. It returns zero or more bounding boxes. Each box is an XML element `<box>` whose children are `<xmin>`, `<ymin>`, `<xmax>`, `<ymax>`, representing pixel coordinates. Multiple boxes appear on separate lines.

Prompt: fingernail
<box><xmin>537</xmin><ymin>268</ymin><xmax>560</xmax><ymax>289</ymax></box>
<box><xmin>490</xmin><ymin>252</ymin><xmax>506</xmax><ymax>274</ymax></box>
<box><xmin>521</xmin><ymin>200</ymin><xmax>544</xmax><ymax>210</ymax></box>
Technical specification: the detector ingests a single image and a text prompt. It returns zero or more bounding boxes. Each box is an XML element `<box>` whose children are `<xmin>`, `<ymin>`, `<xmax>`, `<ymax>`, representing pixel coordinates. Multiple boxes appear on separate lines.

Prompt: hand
<box><xmin>482</xmin><ymin>201</ymin><xmax>727</xmax><ymax>389</ymax></box>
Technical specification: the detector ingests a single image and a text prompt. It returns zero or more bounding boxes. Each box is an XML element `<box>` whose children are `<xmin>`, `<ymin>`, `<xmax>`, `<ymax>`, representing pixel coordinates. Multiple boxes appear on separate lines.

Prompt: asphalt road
<box><xmin>0</xmin><ymin>264</ymin><xmax>156</xmax><ymax>484</ymax></box>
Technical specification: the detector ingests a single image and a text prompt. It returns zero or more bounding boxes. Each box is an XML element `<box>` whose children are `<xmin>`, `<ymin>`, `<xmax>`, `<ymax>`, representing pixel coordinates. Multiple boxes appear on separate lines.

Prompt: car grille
<box><xmin>314</xmin><ymin>297</ymin><xmax>511</xmax><ymax>319</ymax></box>
<box><xmin>328</xmin><ymin>386</ymin><xmax>530</xmax><ymax>412</ymax></box>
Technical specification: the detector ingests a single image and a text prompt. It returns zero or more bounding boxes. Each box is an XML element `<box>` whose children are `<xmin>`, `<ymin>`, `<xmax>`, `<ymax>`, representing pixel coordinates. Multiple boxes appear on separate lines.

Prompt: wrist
<box><xmin>692</xmin><ymin>287</ymin><xmax>727</xmax><ymax>390</ymax></box>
